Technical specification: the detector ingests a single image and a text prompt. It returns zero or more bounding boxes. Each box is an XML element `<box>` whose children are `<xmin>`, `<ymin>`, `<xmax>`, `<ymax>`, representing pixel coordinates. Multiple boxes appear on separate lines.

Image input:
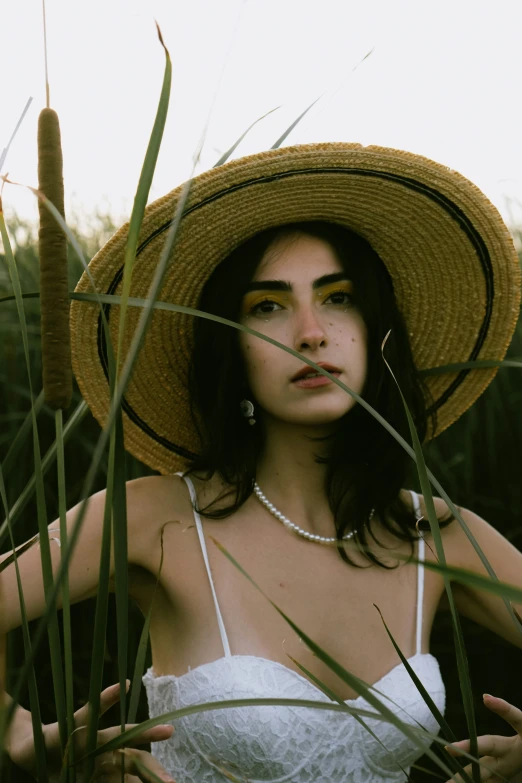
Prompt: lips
<box><xmin>291</xmin><ymin>362</ymin><xmax>342</xmax><ymax>381</ymax></box>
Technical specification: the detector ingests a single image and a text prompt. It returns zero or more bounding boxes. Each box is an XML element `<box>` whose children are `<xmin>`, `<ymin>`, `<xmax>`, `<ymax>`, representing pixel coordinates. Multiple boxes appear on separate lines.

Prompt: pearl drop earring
<box><xmin>240</xmin><ymin>399</ymin><xmax>256</xmax><ymax>425</ymax></box>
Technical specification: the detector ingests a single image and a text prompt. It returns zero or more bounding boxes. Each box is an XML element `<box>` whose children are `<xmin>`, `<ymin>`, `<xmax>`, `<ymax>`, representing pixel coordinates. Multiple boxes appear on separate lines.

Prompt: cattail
<box><xmin>37</xmin><ymin>107</ymin><xmax>72</xmax><ymax>409</ymax></box>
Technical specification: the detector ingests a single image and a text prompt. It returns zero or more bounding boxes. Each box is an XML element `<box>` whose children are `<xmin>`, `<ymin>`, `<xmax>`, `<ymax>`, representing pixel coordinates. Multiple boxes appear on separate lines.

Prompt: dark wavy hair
<box><xmin>187</xmin><ymin>221</ymin><xmax>453</xmax><ymax>567</ymax></box>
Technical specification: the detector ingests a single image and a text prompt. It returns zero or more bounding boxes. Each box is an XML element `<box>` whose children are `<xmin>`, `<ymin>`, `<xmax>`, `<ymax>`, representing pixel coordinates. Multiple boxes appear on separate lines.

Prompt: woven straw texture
<box><xmin>70</xmin><ymin>143</ymin><xmax>521</xmax><ymax>475</ymax></box>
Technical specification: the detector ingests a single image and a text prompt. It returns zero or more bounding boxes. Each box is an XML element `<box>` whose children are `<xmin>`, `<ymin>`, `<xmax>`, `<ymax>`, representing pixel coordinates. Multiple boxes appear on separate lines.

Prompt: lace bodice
<box><xmin>143</xmin><ymin>480</ymin><xmax>446</xmax><ymax>781</ymax></box>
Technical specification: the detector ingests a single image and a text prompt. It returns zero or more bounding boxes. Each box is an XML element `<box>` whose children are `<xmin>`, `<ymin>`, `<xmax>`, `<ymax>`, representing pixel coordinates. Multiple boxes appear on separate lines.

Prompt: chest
<box><xmin>132</xmin><ymin>504</ymin><xmax>445</xmax><ymax>701</ymax></box>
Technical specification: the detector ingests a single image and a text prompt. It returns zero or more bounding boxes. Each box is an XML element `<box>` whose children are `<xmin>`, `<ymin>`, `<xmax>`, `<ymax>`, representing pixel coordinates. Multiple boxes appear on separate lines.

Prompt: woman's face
<box><xmin>239</xmin><ymin>232</ymin><xmax>368</xmax><ymax>429</ymax></box>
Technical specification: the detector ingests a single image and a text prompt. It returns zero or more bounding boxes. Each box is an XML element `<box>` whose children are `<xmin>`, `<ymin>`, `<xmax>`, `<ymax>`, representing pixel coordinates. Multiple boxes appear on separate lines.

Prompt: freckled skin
<box><xmin>239</xmin><ymin>234</ymin><xmax>368</xmax><ymax>428</ymax></box>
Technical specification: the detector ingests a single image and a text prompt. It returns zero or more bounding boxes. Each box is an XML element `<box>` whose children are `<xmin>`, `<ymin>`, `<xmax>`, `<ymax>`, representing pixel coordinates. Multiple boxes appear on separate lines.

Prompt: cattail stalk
<box><xmin>37</xmin><ymin>107</ymin><xmax>72</xmax><ymax>409</ymax></box>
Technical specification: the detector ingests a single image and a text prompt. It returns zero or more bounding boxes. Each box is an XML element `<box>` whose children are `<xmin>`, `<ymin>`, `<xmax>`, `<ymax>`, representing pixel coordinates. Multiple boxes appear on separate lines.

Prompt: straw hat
<box><xmin>69</xmin><ymin>142</ymin><xmax>521</xmax><ymax>475</ymax></box>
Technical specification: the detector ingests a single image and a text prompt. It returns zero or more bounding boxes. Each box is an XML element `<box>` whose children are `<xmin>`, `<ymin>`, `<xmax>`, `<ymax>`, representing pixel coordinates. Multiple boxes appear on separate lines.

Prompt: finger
<box><xmin>73</xmin><ymin>680</ymin><xmax>131</xmax><ymax>727</ymax></box>
<box><xmin>483</xmin><ymin>694</ymin><xmax>522</xmax><ymax>735</ymax></box>
<box><xmin>449</xmin><ymin>755</ymin><xmax>499</xmax><ymax>783</ymax></box>
<box><xmin>94</xmin><ymin>748</ymin><xmax>176</xmax><ymax>783</ymax></box>
<box><xmin>95</xmin><ymin>722</ymin><xmax>174</xmax><ymax>750</ymax></box>
<box><xmin>71</xmin><ymin>721</ymin><xmax>174</xmax><ymax>759</ymax></box>
<box><xmin>122</xmin><ymin>747</ymin><xmax>176</xmax><ymax>782</ymax></box>
<box><xmin>445</xmin><ymin>735</ymin><xmax>513</xmax><ymax>759</ymax></box>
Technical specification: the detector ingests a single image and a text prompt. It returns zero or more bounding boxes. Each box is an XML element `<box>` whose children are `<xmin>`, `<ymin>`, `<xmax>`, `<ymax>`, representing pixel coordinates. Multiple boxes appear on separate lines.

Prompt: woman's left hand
<box><xmin>444</xmin><ymin>694</ymin><xmax>522</xmax><ymax>782</ymax></box>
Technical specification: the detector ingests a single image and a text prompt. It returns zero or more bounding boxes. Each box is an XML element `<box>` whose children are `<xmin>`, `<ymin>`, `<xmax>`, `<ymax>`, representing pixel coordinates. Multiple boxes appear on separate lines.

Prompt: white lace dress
<box><xmin>143</xmin><ymin>481</ymin><xmax>446</xmax><ymax>782</ymax></box>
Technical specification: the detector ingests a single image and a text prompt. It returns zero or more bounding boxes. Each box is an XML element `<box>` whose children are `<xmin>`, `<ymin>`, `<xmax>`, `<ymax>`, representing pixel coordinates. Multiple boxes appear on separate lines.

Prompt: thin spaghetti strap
<box><xmin>409</xmin><ymin>490</ymin><xmax>425</xmax><ymax>656</ymax></box>
<box><xmin>177</xmin><ymin>473</ymin><xmax>232</xmax><ymax>658</ymax></box>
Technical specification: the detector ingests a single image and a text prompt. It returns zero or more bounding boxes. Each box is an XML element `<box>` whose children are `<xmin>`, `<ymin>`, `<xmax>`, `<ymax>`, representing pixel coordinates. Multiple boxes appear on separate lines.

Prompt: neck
<box><xmin>254</xmin><ymin>418</ymin><xmax>337</xmax><ymax>536</ymax></box>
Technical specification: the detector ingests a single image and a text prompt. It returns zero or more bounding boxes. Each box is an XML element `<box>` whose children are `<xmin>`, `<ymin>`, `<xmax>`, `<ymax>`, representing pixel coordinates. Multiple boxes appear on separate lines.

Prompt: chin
<box><xmin>287</xmin><ymin>405</ymin><xmax>355</xmax><ymax>428</ymax></box>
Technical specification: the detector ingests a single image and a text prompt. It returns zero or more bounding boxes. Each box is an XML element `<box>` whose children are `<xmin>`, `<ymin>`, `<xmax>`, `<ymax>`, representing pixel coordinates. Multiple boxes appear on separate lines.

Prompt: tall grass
<box><xmin>1</xmin><ymin>32</ymin><xmax>522</xmax><ymax>783</ymax></box>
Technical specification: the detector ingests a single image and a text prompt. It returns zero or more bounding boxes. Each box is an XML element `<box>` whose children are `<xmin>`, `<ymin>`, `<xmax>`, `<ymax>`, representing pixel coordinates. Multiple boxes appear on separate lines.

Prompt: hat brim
<box><xmin>70</xmin><ymin>143</ymin><xmax>521</xmax><ymax>474</ymax></box>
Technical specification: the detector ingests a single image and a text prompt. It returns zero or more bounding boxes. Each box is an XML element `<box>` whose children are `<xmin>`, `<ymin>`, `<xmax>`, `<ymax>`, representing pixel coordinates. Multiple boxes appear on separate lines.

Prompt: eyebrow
<box><xmin>244</xmin><ymin>272</ymin><xmax>351</xmax><ymax>293</ymax></box>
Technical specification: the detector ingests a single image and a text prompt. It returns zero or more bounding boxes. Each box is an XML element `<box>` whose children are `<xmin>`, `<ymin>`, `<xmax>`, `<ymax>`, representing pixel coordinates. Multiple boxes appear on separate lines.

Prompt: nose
<box><xmin>293</xmin><ymin>304</ymin><xmax>327</xmax><ymax>352</ymax></box>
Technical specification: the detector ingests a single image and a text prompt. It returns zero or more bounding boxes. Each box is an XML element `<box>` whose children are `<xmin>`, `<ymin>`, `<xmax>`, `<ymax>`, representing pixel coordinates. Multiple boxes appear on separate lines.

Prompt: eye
<box><xmin>250</xmin><ymin>298</ymin><xmax>285</xmax><ymax>315</ymax></box>
<box><xmin>324</xmin><ymin>290</ymin><xmax>354</xmax><ymax>306</ymax></box>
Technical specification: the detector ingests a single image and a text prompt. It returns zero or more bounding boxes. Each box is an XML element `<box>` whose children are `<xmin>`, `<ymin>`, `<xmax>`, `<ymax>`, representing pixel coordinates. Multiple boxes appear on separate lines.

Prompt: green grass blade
<box><xmin>270</xmin><ymin>96</ymin><xmax>321</xmax><ymax>149</ymax></box>
<box><xmin>380</xmin><ymin>334</ymin><xmax>480</xmax><ymax>782</ymax></box>
<box><xmin>80</xmin><ymin>697</ymin><xmax>446</xmax><ymax>753</ymax></box>
<box><xmin>90</xmin><ymin>27</ymin><xmax>171</xmax><ymax>758</ymax></box>
<box><xmin>69</xmin><ymin>292</ymin><xmax>522</xmax><ymax>628</ymax></box>
<box><xmin>127</xmin><ymin>524</ymin><xmax>167</xmax><ymax>724</ymax></box>
<box><xmin>283</xmin><ymin>653</ymin><xmax>420</xmax><ymax>781</ymax></box>
<box><xmin>71</xmin><ymin>292</ymin><xmax>522</xmax><ymax>638</ymax></box>
<box><xmin>55</xmin><ymin>409</ymin><xmax>76</xmax><ymax>783</ymax></box>
<box><xmin>373</xmin><ymin>604</ymin><xmax>455</xmax><ymax>740</ymax></box>
<box><xmin>0</xmin><ymin>207</ymin><xmax>68</xmax><ymax>756</ymax></box>
<box><xmin>0</xmin><ymin>533</ymin><xmax>43</xmax><ymax>572</ymax></box>
<box><xmin>112</xmin><ymin>412</ymin><xmax>129</xmax><ymax>734</ymax></box>
<box><xmin>0</xmin><ymin>291</ymin><xmax>41</xmax><ymax>304</ymax></box>
<box><xmin>130</xmin><ymin>758</ymin><xmax>168</xmax><ymax>783</ymax></box>
<box><xmin>388</xmin><ymin>554</ymin><xmax>522</xmax><ymax>602</ymax></box>
<box><xmin>58</xmin><ymin>698</ymin><xmax>506</xmax><ymax>783</ymax></box>
<box><xmin>81</xmin><ymin>696</ymin><xmax>503</xmax><ymax>783</ymax></box>
<box><xmin>127</xmin><ymin>613</ymin><xmax>151</xmax><ymax>725</ymax></box>
<box><xmin>0</xmin><ymin>463</ymin><xmax>48</xmax><ymax>783</ymax></box>
<box><xmin>1</xmin><ymin>38</ymin><xmax>187</xmax><ymax>752</ymax></box>
<box><xmin>208</xmin><ymin>536</ymin><xmax>467</xmax><ymax>782</ymax></box>
<box><xmin>82</xmin><ymin>432</ymin><xmax>115</xmax><ymax>783</ymax></box>
<box><xmin>419</xmin><ymin>359</ymin><xmax>522</xmax><ymax>375</ymax></box>
<box><xmin>116</xmin><ymin>25</ymin><xmax>171</xmax><ymax>373</ymax></box>
<box><xmin>213</xmin><ymin>106</ymin><xmax>281</xmax><ymax>167</ymax></box>
<box><xmin>0</xmin><ymin>400</ymin><xmax>89</xmax><ymax>549</ymax></box>
<box><xmin>83</xmin><ymin>306</ymin><xmax>120</xmax><ymax>782</ymax></box>
<box><xmin>0</xmin><ymin>97</ymin><xmax>33</xmax><ymax>172</ymax></box>
<box><xmin>1</xmin><ymin>389</ymin><xmax>44</xmax><ymax>479</ymax></box>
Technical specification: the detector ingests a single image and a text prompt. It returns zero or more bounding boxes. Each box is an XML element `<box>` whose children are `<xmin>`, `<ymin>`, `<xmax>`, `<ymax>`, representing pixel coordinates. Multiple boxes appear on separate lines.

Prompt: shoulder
<box><xmin>398</xmin><ymin>488</ymin><xmax>455</xmax><ymax>529</ymax></box>
<box><xmin>401</xmin><ymin>488</ymin><xmax>514</xmax><ymax>566</ymax></box>
<box><xmin>126</xmin><ymin>473</ymin><xmax>190</xmax><ymax>510</ymax></box>
<box><xmin>406</xmin><ymin>494</ymin><xmax>522</xmax><ymax>646</ymax></box>
<box><xmin>125</xmin><ymin>474</ymin><xmax>194</xmax><ymax>565</ymax></box>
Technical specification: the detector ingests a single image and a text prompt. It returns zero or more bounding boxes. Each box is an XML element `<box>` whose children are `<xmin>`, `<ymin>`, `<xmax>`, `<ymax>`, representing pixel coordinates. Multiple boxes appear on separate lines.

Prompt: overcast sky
<box><xmin>3</xmin><ymin>0</ymin><xmax>522</xmax><ymax>235</ymax></box>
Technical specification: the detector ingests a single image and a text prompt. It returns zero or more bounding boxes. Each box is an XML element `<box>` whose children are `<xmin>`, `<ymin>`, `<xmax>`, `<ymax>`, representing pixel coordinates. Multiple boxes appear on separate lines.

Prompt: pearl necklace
<box><xmin>253</xmin><ymin>483</ymin><xmax>374</xmax><ymax>544</ymax></box>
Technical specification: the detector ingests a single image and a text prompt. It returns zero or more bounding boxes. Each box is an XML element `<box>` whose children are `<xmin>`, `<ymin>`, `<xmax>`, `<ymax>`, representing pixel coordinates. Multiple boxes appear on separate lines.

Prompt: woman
<box><xmin>4</xmin><ymin>142</ymin><xmax>522</xmax><ymax>782</ymax></box>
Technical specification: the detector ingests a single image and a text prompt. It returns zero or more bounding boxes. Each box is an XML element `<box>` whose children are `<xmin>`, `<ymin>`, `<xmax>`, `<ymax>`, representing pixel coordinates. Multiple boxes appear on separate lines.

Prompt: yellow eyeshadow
<box><xmin>241</xmin><ymin>281</ymin><xmax>354</xmax><ymax>314</ymax></box>
<box><xmin>316</xmin><ymin>280</ymin><xmax>354</xmax><ymax>300</ymax></box>
<box><xmin>241</xmin><ymin>291</ymin><xmax>288</xmax><ymax>314</ymax></box>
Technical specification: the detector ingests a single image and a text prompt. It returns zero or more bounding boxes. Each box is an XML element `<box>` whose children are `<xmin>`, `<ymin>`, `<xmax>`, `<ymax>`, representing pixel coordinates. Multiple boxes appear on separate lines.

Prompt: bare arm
<box><xmin>0</xmin><ymin>474</ymin><xmax>185</xmax><ymax>634</ymax></box>
<box><xmin>429</xmin><ymin>496</ymin><xmax>522</xmax><ymax>649</ymax></box>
